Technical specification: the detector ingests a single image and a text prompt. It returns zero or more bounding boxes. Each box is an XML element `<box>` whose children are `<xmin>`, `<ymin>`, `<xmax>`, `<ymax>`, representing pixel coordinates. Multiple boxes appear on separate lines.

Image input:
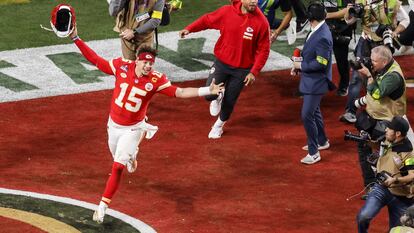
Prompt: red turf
<box><xmin>0</xmin><ymin>55</ymin><xmax>413</xmax><ymax>232</ymax></box>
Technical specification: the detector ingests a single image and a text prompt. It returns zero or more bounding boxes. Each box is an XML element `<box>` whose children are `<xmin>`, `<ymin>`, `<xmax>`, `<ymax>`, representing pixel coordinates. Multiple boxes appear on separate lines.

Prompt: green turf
<box><xmin>0</xmin><ymin>0</ymin><xmax>227</xmax><ymax>51</ymax></box>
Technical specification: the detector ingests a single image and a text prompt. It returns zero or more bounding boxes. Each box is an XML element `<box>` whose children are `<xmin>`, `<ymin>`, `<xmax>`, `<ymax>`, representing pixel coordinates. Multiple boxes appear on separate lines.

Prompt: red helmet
<box><xmin>50</xmin><ymin>4</ymin><xmax>76</xmax><ymax>38</ymax></box>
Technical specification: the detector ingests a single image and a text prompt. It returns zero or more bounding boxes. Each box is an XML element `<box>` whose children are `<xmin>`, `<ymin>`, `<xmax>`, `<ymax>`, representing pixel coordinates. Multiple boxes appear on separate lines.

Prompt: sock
<box><xmin>213</xmin><ymin>117</ymin><xmax>226</xmax><ymax>128</ymax></box>
<box><xmin>102</xmin><ymin>162</ymin><xmax>125</xmax><ymax>204</ymax></box>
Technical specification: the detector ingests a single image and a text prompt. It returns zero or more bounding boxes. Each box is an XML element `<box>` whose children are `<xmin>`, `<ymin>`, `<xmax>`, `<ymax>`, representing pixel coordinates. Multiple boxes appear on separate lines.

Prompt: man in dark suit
<box><xmin>291</xmin><ymin>1</ymin><xmax>333</xmax><ymax>164</ymax></box>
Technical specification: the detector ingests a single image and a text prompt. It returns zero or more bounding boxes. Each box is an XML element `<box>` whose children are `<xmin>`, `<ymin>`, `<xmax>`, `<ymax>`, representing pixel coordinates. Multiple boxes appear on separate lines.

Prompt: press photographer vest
<box><xmin>377</xmin><ymin>143</ymin><xmax>414</xmax><ymax>197</ymax></box>
<box><xmin>358</xmin><ymin>0</ymin><xmax>399</xmax><ymax>41</ymax></box>
<box><xmin>113</xmin><ymin>0</ymin><xmax>158</xmax><ymax>41</ymax></box>
<box><xmin>366</xmin><ymin>61</ymin><xmax>406</xmax><ymax>121</ymax></box>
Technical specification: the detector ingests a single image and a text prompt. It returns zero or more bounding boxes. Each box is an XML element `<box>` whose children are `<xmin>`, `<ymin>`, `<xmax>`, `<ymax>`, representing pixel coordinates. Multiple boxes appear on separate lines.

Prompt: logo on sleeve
<box><xmin>120</xmin><ymin>65</ymin><xmax>128</xmax><ymax>72</ymax></box>
<box><xmin>243</xmin><ymin>27</ymin><xmax>254</xmax><ymax>40</ymax></box>
<box><xmin>210</xmin><ymin>67</ymin><xmax>215</xmax><ymax>74</ymax></box>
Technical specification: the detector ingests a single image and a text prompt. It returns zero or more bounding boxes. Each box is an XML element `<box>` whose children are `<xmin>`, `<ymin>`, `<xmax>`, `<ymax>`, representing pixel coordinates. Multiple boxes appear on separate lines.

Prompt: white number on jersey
<box><xmin>114</xmin><ymin>83</ymin><xmax>146</xmax><ymax>112</ymax></box>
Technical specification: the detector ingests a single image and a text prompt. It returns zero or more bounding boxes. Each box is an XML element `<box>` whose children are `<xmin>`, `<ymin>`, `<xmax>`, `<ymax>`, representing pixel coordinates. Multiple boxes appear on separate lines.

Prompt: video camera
<box><xmin>349</xmin><ymin>56</ymin><xmax>373</xmax><ymax>71</ymax></box>
<box><xmin>344</xmin><ymin>130</ymin><xmax>371</xmax><ymax>143</ymax></box>
<box><xmin>375</xmin><ymin>24</ymin><xmax>401</xmax><ymax>54</ymax></box>
<box><xmin>348</xmin><ymin>3</ymin><xmax>365</xmax><ymax>18</ymax></box>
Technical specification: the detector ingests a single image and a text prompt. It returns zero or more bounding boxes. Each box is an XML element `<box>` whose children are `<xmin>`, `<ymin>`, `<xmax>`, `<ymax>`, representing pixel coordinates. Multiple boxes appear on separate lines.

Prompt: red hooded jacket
<box><xmin>185</xmin><ymin>1</ymin><xmax>270</xmax><ymax>77</ymax></box>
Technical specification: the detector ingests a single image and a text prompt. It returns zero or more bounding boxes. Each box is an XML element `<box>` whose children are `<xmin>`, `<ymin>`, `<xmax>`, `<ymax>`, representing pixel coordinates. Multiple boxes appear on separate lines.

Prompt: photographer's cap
<box><xmin>386</xmin><ymin>116</ymin><xmax>409</xmax><ymax>136</ymax></box>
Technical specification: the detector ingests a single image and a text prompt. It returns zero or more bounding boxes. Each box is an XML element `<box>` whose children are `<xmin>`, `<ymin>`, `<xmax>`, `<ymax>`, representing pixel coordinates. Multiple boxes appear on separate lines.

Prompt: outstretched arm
<box><xmin>69</xmin><ymin>26</ymin><xmax>114</xmax><ymax>75</ymax></box>
<box><xmin>175</xmin><ymin>79</ymin><xmax>224</xmax><ymax>98</ymax></box>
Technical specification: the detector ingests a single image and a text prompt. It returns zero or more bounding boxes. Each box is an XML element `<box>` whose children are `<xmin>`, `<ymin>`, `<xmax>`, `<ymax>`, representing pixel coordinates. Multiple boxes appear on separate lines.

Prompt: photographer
<box><xmin>109</xmin><ymin>0</ymin><xmax>165</xmax><ymax>60</ymax></box>
<box><xmin>324</xmin><ymin>0</ymin><xmax>356</xmax><ymax>96</ymax></box>
<box><xmin>339</xmin><ymin>0</ymin><xmax>409</xmax><ymax>123</ymax></box>
<box><xmin>354</xmin><ymin>45</ymin><xmax>407</xmax><ymax>198</ymax></box>
<box><xmin>357</xmin><ymin>116</ymin><xmax>414</xmax><ymax>233</ymax></box>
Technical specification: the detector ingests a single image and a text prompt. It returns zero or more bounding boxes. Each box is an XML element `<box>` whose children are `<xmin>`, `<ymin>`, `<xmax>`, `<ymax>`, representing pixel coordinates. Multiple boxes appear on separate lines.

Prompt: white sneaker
<box><xmin>208</xmin><ymin>126</ymin><xmax>223</xmax><ymax>139</ymax></box>
<box><xmin>126</xmin><ymin>152</ymin><xmax>138</xmax><ymax>173</ymax></box>
<box><xmin>93</xmin><ymin>202</ymin><xmax>108</xmax><ymax>224</ymax></box>
<box><xmin>300</xmin><ymin>152</ymin><xmax>321</xmax><ymax>165</ymax></box>
<box><xmin>302</xmin><ymin>141</ymin><xmax>330</xmax><ymax>151</ymax></box>
<box><xmin>209</xmin><ymin>92</ymin><xmax>223</xmax><ymax>116</ymax></box>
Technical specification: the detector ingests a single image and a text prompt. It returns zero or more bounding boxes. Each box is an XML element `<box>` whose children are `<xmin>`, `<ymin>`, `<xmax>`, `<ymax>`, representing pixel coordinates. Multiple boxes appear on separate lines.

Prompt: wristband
<box><xmin>71</xmin><ymin>36</ymin><xmax>80</xmax><ymax>41</ymax></box>
<box><xmin>198</xmin><ymin>86</ymin><xmax>211</xmax><ymax>96</ymax></box>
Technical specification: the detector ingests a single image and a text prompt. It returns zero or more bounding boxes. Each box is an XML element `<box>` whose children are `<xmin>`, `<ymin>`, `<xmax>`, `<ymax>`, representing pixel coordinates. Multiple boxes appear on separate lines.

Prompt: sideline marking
<box><xmin>0</xmin><ymin>207</ymin><xmax>80</xmax><ymax>233</ymax></box>
<box><xmin>0</xmin><ymin>187</ymin><xmax>157</xmax><ymax>233</ymax></box>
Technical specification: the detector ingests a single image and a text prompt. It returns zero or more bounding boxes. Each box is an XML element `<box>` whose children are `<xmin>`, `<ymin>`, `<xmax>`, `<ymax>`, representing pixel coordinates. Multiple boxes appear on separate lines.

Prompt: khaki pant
<box><xmin>120</xmin><ymin>31</ymin><xmax>154</xmax><ymax>60</ymax></box>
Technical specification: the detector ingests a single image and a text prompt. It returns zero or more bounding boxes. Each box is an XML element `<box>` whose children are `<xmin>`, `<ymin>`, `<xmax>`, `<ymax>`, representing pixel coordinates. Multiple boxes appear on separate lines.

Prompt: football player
<box><xmin>68</xmin><ymin>25</ymin><xmax>224</xmax><ymax>223</ymax></box>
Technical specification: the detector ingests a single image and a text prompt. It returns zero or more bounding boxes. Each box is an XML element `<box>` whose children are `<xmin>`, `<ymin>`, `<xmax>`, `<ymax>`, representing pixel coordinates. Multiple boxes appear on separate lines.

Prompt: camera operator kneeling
<box><xmin>357</xmin><ymin>116</ymin><xmax>414</xmax><ymax>233</ymax></box>
<box><xmin>354</xmin><ymin>45</ymin><xmax>407</xmax><ymax>195</ymax></box>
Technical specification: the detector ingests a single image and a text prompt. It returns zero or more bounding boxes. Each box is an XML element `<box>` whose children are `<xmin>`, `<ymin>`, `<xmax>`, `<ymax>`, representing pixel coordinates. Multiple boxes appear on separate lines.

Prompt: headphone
<box><xmin>307</xmin><ymin>1</ymin><xmax>327</xmax><ymax>21</ymax></box>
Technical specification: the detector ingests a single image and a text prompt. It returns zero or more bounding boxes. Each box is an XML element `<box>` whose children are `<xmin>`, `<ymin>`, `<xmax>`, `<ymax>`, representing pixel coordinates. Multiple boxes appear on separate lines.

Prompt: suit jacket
<box><xmin>299</xmin><ymin>22</ymin><xmax>333</xmax><ymax>95</ymax></box>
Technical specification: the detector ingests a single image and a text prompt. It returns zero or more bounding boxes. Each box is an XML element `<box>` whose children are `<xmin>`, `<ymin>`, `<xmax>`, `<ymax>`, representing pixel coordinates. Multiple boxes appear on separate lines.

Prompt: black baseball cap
<box><xmin>386</xmin><ymin>116</ymin><xmax>409</xmax><ymax>136</ymax></box>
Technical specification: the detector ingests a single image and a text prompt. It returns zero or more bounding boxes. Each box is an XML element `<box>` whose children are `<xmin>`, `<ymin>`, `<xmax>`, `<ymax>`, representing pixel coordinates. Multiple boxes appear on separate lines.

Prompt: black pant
<box><xmin>399</xmin><ymin>11</ymin><xmax>414</xmax><ymax>46</ymax></box>
<box><xmin>333</xmin><ymin>38</ymin><xmax>351</xmax><ymax>91</ymax></box>
<box><xmin>290</xmin><ymin>0</ymin><xmax>307</xmax><ymax>21</ymax></box>
<box><xmin>205</xmin><ymin>60</ymin><xmax>249</xmax><ymax>122</ymax></box>
<box><xmin>358</xmin><ymin>141</ymin><xmax>376</xmax><ymax>187</ymax></box>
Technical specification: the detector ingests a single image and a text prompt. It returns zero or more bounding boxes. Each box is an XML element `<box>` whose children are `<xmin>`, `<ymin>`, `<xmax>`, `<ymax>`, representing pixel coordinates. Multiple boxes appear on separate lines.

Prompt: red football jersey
<box><xmin>73</xmin><ymin>39</ymin><xmax>178</xmax><ymax>125</ymax></box>
<box><xmin>108</xmin><ymin>58</ymin><xmax>178</xmax><ymax>125</ymax></box>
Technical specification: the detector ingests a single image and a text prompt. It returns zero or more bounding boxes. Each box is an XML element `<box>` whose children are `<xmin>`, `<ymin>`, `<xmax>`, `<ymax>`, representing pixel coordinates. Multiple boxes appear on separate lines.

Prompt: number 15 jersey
<box><xmin>73</xmin><ymin>38</ymin><xmax>178</xmax><ymax>126</ymax></box>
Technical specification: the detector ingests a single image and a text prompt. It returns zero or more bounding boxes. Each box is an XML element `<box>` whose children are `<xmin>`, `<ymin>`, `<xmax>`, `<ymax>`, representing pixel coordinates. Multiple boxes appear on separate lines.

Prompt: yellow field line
<box><xmin>0</xmin><ymin>207</ymin><xmax>80</xmax><ymax>233</ymax></box>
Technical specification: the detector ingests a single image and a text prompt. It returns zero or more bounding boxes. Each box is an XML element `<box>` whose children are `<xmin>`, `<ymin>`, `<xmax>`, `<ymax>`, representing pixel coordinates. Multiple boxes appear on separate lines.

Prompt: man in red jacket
<box><xmin>179</xmin><ymin>0</ymin><xmax>270</xmax><ymax>139</ymax></box>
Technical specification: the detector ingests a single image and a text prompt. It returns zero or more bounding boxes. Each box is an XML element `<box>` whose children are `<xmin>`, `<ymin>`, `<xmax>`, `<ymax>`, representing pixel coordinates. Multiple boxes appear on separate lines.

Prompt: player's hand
<box><xmin>69</xmin><ymin>24</ymin><xmax>78</xmax><ymax>39</ymax></box>
<box><xmin>179</xmin><ymin>29</ymin><xmax>189</xmax><ymax>38</ymax></box>
<box><xmin>120</xmin><ymin>29</ymin><xmax>135</xmax><ymax>40</ymax></box>
<box><xmin>209</xmin><ymin>78</ymin><xmax>225</xmax><ymax>95</ymax></box>
<box><xmin>244</xmin><ymin>73</ymin><xmax>256</xmax><ymax>86</ymax></box>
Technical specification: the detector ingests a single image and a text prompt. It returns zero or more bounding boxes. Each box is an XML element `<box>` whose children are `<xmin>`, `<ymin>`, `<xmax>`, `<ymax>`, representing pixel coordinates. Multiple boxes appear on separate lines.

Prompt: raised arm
<box><xmin>69</xmin><ymin>27</ymin><xmax>114</xmax><ymax>75</ymax></box>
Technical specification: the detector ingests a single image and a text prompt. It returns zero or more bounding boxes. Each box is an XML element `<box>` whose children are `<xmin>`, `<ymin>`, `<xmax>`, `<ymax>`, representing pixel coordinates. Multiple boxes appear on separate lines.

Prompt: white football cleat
<box><xmin>209</xmin><ymin>92</ymin><xmax>223</xmax><ymax>116</ymax></box>
<box><xmin>93</xmin><ymin>202</ymin><xmax>108</xmax><ymax>224</ymax></box>
<box><xmin>208</xmin><ymin>126</ymin><xmax>223</xmax><ymax>139</ymax></box>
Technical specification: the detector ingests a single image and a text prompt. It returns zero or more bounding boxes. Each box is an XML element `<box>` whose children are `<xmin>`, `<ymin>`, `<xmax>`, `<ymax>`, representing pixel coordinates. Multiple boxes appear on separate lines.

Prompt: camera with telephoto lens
<box><xmin>344</xmin><ymin>130</ymin><xmax>371</xmax><ymax>143</ymax></box>
<box><xmin>375</xmin><ymin>24</ymin><xmax>401</xmax><ymax>54</ymax></box>
<box><xmin>376</xmin><ymin>170</ymin><xmax>392</xmax><ymax>185</ymax></box>
<box><xmin>349</xmin><ymin>57</ymin><xmax>373</xmax><ymax>71</ymax></box>
<box><xmin>348</xmin><ymin>3</ymin><xmax>365</xmax><ymax>18</ymax></box>
<box><xmin>354</xmin><ymin>96</ymin><xmax>367</xmax><ymax>108</ymax></box>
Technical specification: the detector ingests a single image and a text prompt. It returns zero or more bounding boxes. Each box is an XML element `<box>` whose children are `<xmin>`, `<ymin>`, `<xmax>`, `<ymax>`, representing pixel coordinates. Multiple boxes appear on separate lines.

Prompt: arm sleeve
<box><xmin>367</xmin><ymin>72</ymin><xmax>403</xmax><ymax>100</ymax></box>
<box><xmin>301</xmin><ymin>37</ymin><xmax>332</xmax><ymax>74</ymax></box>
<box><xmin>396</xmin><ymin>5</ymin><xmax>410</xmax><ymax>28</ymax></box>
<box><xmin>73</xmin><ymin>39</ymin><xmax>114</xmax><ymax>75</ymax></box>
<box><xmin>135</xmin><ymin>0</ymin><xmax>164</xmax><ymax>34</ymax></box>
<box><xmin>156</xmin><ymin>74</ymin><xmax>178</xmax><ymax>97</ymax></box>
<box><xmin>185</xmin><ymin>6</ymin><xmax>227</xmax><ymax>32</ymax></box>
<box><xmin>109</xmin><ymin>0</ymin><xmax>127</xmax><ymax>17</ymax></box>
<box><xmin>250</xmin><ymin>24</ymin><xmax>271</xmax><ymax>77</ymax></box>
